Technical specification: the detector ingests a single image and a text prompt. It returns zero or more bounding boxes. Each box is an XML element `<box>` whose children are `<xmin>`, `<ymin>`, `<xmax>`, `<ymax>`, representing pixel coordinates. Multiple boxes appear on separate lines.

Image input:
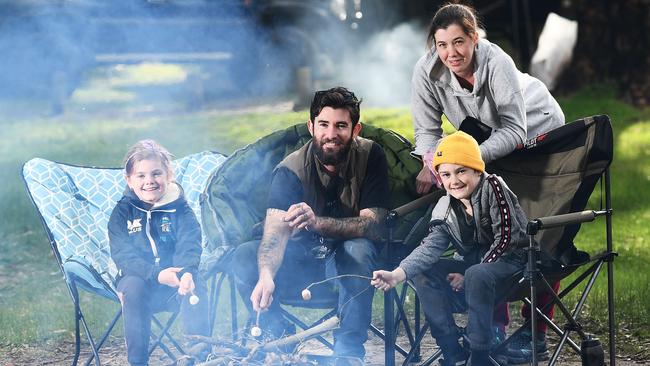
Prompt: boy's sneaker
<box><xmin>507</xmin><ymin>329</ymin><xmax>549</xmax><ymax>364</ymax></box>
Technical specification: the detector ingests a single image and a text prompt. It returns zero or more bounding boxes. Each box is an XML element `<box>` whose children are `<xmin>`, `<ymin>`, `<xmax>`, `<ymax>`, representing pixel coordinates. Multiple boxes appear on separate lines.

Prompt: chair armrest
<box><xmin>527</xmin><ymin>209</ymin><xmax>611</xmax><ymax>234</ymax></box>
<box><xmin>386</xmin><ymin>192</ymin><xmax>437</xmax><ymax>226</ymax></box>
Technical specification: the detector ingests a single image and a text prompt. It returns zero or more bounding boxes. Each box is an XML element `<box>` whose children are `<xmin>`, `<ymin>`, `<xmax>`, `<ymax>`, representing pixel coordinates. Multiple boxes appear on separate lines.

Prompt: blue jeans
<box><xmin>117</xmin><ymin>274</ymin><xmax>210</xmax><ymax>366</ymax></box>
<box><xmin>412</xmin><ymin>253</ymin><xmax>525</xmax><ymax>351</ymax></box>
<box><xmin>232</xmin><ymin>237</ymin><xmax>378</xmax><ymax>358</ymax></box>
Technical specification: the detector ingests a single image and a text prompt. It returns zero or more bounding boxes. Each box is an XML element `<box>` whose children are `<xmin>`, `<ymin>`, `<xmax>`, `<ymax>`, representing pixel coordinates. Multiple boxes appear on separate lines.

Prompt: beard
<box><xmin>313</xmin><ymin>136</ymin><xmax>353</xmax><ymax>166</ymax></box>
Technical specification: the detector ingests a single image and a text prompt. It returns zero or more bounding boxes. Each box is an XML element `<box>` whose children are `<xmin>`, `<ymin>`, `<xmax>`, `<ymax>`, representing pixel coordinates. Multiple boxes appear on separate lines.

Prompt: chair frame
<box><xmin>23</xmin><ymin>151</ymin><xmax>226</xmax><ymax>365</ymax></box>
<box><xmin>520</xmin><ymin>168</ymin><xmax>615</xmax><ymax>366</ymax></box>
<box><xmin>380</xmin><ymin>116</ymin><xmax>616</xmax><ymax>366</ymax></box>
<box><xmin>24</xmin><ymin>186</ymin><xmax>185</xmax><ymax>366</ymax></box>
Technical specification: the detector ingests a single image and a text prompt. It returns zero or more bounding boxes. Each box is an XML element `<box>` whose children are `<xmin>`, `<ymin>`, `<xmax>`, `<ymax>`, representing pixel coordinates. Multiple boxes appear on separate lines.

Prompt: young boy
<box><xmin>372</xmin><ymin>131</ymin><xmax>529</xmax><ymax>366</ymax></box>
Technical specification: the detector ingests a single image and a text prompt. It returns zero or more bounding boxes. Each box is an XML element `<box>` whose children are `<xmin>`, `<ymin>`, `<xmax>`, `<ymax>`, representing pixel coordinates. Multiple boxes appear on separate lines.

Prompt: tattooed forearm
<box><xmin>315</xmin><ymin>207</ymin><xmax>387</xmax><ymax>241</ymax></box>
<box><xmin>257</xmin><ymin>209</ymin><xmax>291</xmax><ymax>276</ymax></box>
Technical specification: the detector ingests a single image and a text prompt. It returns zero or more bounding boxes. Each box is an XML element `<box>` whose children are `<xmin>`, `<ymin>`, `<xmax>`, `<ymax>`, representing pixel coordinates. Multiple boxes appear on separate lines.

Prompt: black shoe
<box><xmin>507</xmin><ymin>329</ymin><xmax>549</xmax><ymax>364</ymax></box>
<box><xmin>491</xmin><ymin>327</ymin><xmax>509</xmax><ymax>365</ymax></box>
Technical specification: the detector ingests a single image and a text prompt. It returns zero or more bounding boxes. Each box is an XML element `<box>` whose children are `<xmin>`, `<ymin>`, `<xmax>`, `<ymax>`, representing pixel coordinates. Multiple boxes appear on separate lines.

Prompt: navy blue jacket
<box><xmin>108</xmin><ymin>183</ymin><xmax>202</xmax><ymax>283</ymax></box>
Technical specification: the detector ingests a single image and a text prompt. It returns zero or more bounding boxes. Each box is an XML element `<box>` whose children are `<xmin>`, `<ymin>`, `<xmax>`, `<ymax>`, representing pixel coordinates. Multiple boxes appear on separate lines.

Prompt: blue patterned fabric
<box><xmin>23</xmin><ymin>151</ymin><xmax>226</xmax><ymax>295</ymax></box>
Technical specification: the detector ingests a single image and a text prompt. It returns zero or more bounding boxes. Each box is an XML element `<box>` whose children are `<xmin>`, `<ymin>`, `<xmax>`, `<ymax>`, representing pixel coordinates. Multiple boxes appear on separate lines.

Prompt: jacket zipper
<box><xmin>131</xmin><ymin>203</ymin><xmax>176</xmax><ymax>265</ymax></box>
<box><xmin>145</xmin><ymin>210</ymin><xmax>160</xmax><ymax>265</ymax></box>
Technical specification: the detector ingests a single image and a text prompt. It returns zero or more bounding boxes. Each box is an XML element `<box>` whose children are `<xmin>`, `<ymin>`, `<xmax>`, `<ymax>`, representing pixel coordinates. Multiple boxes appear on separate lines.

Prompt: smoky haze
<box><xmin>334</xmin><ymin>22</ymin><xmax>426</xmax><ymax>107</ymax></box>
<box><xmin>0</xmin><ymin>0</ymin><xmax>426</xmax><ymax>113</ymax></box>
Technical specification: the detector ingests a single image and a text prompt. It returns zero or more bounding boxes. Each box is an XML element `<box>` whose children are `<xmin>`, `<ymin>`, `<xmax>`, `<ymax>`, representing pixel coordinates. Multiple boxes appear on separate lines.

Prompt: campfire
<box><xmin>187</xmin><ymin>316</ymin><xmax>340</xmax><ymax>365</ymax></box>
<box><xmin>188</xmin><ymin>275</ymin><xmax>373</xmax><ymax>365</ymax></box>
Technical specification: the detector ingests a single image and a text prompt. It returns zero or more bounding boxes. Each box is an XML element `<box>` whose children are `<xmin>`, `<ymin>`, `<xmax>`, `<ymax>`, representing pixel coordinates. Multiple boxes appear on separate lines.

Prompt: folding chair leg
<box><xmin>83</xmin><ymin>308</ymin><xmax>122</xmax><ymax>366</ymax></box>
<box><xmin>150</xmin><ymin>311</ymin><xmax>184</xmax><ymax>361</ymax></box>
<box><xmin>72</xmin><ymin>303</ymin><xmax>81</xmax><ymax>366</ymax></box>
<box><xmin>208</xmin><ymin>271</ymin><xmax>240</xmax><ymax>341</ymax></box>
<box><xmin>280</xmin><ymin>309</ymin><xmax>336</xmax><ymax>349</ymax></box>
<box><xmin>402</xmin><ymin>322</ymin><xmax>430</xmax><ymax>366</ymax></box>
<box><xmin>229</xmin><ymin>273</ymin><xmax>238</xmax><ymax>341</ymax></box>
<box><xmin>69</xmin><ymin>283</ymin><xmax>101</xmax><ymax>366</ymax></box>
<box><xmin>209</xmin><ymin>271</ymin><xmax>227</xmax><ymax>336</ymax></box>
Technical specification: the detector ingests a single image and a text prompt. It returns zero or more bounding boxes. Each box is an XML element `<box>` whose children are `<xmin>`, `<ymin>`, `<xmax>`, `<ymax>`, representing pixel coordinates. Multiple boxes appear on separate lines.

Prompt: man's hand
<box><xmin>251</xmin><ymin>272</ymin><xmax>275</xmax><ymax>312</ymax></box>
<box><xmin>284</xmin><ymin>202</ymin><xmax>316</xmax><ymax>232</ymax></box>
<box><xmin>371</xmin><ymin>268</ymin><xmax>407</xmax><ymax>291</ymax></box>
<box><xmin>447</xmin><ymin>272</ymin><xmax>465</xmax><ymax>292</ymax></box>
<box><xmin>178</xmin><ymin>272</ymin><xmax>195</xmax><ymax>296</ymax></box>
<box><xmin>158</xmin><ymin>267</ymin><xmax>183</xmax><ymax>287</ymax></box>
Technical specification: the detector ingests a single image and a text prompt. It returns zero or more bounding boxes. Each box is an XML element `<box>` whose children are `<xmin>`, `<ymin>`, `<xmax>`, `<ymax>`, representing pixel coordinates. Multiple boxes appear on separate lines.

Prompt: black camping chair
<box><xmin>201</xmin><ymin>122</ymin><xmax>427</xmax><ymax>354</ymax></box>
<box><xmin>383</xmin><ymin>115</ymin><xmax>615</xmax><ymax>366</ymax></box>
<box><xmin>22</xmin><ymin>151</ymin><xmax>227</xmax><ymax>366</ymax></box>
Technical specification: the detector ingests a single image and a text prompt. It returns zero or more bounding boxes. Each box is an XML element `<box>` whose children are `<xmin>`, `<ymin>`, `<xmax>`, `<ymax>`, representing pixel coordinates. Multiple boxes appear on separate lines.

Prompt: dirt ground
<box><xmin>0</xmin><ymin>332</ymin><xmax>646</xmax><ymax>366</ymax></box>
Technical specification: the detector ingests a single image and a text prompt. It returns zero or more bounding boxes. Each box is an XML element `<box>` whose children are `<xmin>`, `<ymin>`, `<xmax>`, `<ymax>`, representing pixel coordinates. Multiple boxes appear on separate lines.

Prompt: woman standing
<box><xmin>411</xmin><ymin>3</ymin><xmax>564</xmax><ymax>194</ymax></box>
<box><xmin>410</xmin><ymin>4</ymin><xmax>564</xmax><ymax>364</ymax></box>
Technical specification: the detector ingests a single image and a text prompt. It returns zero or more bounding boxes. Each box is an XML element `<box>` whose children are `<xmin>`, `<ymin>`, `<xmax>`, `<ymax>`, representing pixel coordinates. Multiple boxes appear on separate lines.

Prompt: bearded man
<box><xmin>231</xmin><ymin>87</ymin><xmax>389</xmax><ymax>361</ymax></box>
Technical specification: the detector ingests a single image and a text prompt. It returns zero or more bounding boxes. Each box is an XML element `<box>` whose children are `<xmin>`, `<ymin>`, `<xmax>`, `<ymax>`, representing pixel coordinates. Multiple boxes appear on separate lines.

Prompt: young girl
<box><xmin>108</xmin><ymin>139</ymin><xmax>209</xmax><ymax>366</ymax></box>
<box><xmin>372</xmin><ymin>132</ymin><xmax>529</xmax><ymax>366</ymax></box>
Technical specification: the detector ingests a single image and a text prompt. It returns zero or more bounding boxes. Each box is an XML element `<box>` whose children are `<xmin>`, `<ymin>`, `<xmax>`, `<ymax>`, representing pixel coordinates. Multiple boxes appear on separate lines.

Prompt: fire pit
<box><xmin>186</xmin><ymin>316</ymin><xmax>361</xmax><ymax>366</ymax></box>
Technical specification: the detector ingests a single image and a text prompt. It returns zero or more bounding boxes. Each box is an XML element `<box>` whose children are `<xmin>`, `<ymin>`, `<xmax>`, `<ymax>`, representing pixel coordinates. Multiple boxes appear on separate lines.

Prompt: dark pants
<box><xmin>232</xmin><ymin>238</ymin><xmax>379</xmax><ymax>358</ymax></box>
<box><xmin>412</xmin><ymin>253</ymin><xmax>526</xmax><ymax>351</ymax></box>
<box><xmin>117</xmin><ymin>274</ymin><xmax>210</xmax><ymax>366</ymax></box>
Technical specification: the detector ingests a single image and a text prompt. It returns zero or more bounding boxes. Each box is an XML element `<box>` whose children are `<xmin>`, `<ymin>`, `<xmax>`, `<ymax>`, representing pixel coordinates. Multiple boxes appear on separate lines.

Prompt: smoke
<box><xmin>333</xmin><ymin>22</ymin><xmax>426</xmax><ymax>107</ymax></box>
<box><xmin>0</xmin><ymin>1</ymin><xmax>426</xmax><ymax>114</ymax></box>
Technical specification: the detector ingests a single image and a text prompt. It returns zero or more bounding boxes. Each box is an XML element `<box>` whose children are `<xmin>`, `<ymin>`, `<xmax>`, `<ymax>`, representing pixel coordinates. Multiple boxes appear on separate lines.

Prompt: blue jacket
<box><xmin>108</xmin><ymin>183</ymin><xmax>203</xmax><ymax>283</ymax></box>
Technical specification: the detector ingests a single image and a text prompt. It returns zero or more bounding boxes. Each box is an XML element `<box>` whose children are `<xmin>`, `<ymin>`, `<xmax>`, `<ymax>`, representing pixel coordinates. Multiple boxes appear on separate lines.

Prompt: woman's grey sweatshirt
<box><xmin>411</xmin><ymin>38</ymin><xmax>564</xmax><ymax>162</ymax></box>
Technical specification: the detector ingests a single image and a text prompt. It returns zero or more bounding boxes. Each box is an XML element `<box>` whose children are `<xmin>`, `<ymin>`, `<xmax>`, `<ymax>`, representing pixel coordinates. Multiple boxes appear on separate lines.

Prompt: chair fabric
<box><xmin>23</xmin><ymin>151</ymin><xmax>226</xmax><ymax>290</ymax></box>
<box><xmin>22</xmin><ymin>151</ymin><xmax>226</xmax><ymax>363</ymax></box>
<box><xmin>488</xmin><ymin>114</ymin><xmax>613</xmax><ymax>261</ymax></box>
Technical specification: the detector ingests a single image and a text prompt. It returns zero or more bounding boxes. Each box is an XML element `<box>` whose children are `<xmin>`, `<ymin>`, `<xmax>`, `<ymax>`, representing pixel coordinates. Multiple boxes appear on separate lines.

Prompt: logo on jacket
<box><xmin>127</xmin><ymin>219</ymin><xmax>142</xmax><ymax>234</ymax></box>
<box><xmin>161</xmin><ymin>216</ymin><xmax>172</xmax><ymax>233</ymax></box>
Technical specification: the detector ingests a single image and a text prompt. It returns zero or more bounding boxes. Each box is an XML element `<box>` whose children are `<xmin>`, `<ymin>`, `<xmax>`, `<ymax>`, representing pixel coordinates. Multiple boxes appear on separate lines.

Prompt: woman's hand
<box><xmin>416</xmin><ymin>164</ymin><xmax>435</xmax><ymax>194</ymax></box>
<box><xmin>447</xmin><ymin>272</ymin><xmax>465</xmax><ymax>292</ymax></box>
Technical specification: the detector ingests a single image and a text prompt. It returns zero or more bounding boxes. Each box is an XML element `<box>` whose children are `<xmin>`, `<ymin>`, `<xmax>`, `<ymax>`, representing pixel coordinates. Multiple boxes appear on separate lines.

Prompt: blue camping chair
<box><xmin>22</xmin><ymin>151</ymin><xmax>226</xmax><ymax>366</ymax></box>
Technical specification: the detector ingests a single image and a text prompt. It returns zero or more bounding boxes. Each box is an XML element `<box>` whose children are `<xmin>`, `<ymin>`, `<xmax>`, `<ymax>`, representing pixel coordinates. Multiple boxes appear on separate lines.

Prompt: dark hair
<box><xmin>309</xmin><ymin>86</ymin><xmax>362</xmax><ymax>126</ymax></box>
<box><xmin>123</xmin><ymin>139</ymin><xmax>174</xmax><ymax>177</ymax></box>
<box><xmin>426</xmin><ymin>3</ymin><xmax>480</xmax><ymax>50</ymax></box>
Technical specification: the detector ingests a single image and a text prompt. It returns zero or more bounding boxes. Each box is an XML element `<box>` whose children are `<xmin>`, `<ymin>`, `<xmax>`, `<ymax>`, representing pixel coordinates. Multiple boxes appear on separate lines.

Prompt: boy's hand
<box><xmin>178</xmin><ymin>272</ymin><xmax>195</xmax><ymax>296</ymax></box>
<box><xmin>447</xmin><ymin>273</ymin><xmax>465</xmax><ymax>292</ymax></box>
<box><xmin>371</xmin><ymin>268</ymin><xmax>406</xmax><ymax>291</ymax></box>
<box><xmin>158</xmin><ymin>267</ymin><xmax>182</xmax><ymax>287</ymax></box>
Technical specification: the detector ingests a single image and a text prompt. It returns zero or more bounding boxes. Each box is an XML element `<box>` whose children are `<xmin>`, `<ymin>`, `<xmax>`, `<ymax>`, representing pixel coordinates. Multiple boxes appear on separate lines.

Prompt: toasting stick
<box><xmin>250</xmin><ymin>309</ymin><xmax>262</xmax><ymax>337</ymax></box>
<box><xmin>301</xmin><ymin>274</ymin><xmax>374</xmax><ymax>300</ymax></box>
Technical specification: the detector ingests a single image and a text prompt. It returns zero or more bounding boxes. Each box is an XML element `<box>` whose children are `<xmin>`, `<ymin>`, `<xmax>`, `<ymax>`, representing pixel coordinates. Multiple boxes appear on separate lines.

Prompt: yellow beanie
<box><xmin>432</xmin><ymin>131</ymin><xmax>485</xmax><ymax>172</ymax></box>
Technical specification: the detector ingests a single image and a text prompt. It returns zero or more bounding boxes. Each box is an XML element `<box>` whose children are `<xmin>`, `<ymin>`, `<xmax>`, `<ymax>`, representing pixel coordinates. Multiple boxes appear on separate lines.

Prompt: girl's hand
<box><xmin>178</xmin><ymin>272</ymin><xmax>195</xmax><ymax>296</ymax></box>
<box><xmin>158</xmin><ymin>267</ymin><xmax>182</xmax><ymax>287</ymax></box>
<box><xmin>447</xmin><ymin>273</ymin><xmax>465</xmax><ymax>292</ymax></box>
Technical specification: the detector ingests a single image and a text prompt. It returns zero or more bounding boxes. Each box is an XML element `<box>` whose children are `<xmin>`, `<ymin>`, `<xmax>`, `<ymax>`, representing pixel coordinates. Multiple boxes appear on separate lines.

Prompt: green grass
<box><xmin>0</xmin><ymin>84</ymin><xmax>649</xmax><ymax>359</ymax></box>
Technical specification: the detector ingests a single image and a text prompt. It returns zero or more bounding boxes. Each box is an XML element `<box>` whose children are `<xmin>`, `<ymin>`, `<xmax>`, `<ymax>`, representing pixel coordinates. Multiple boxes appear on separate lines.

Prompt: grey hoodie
<box><xmin>399</xmin><ymin>174</ymin><xmax>529</xmax><ymax>280</ymax></box>
<box><xmin>411</xmin><ymin>38</ymin><xmax>564</xmax><ymax>162</ymax></box>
